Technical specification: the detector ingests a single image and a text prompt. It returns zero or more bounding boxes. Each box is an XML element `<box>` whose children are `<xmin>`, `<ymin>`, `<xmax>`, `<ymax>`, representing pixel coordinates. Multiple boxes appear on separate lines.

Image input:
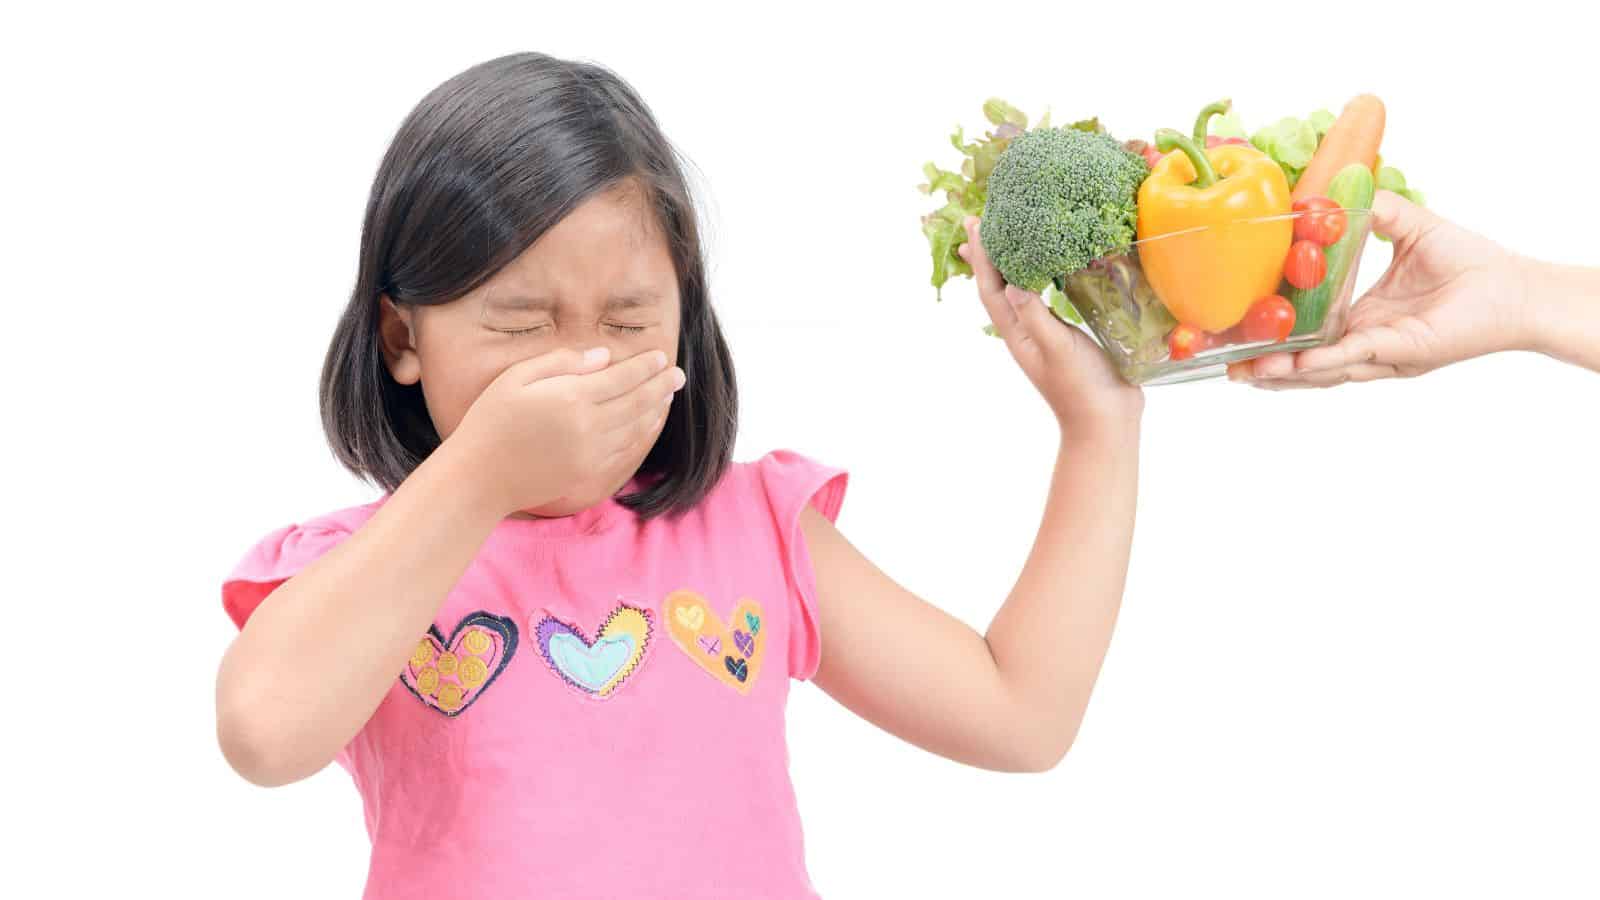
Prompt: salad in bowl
<box><xmin>919</xmin><ymin>95</ymin><xmax>1424</xmax><ymax>385</ymax></box>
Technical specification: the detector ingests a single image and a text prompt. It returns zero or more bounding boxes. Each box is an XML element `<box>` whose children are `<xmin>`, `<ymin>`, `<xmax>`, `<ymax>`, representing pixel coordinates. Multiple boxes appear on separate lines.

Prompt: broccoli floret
<box><xmin>979</xmin><ymin>127</ymin><xmax>1148</xmax><ymax>292</ymax></box>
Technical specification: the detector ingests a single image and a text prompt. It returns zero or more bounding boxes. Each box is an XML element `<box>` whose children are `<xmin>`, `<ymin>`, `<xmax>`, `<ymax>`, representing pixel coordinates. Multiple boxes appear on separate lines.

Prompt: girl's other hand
<box><xmin>1235</xmin><ymin>190</ymin><xmax>1536</xmax><ymax>388</ymax></box>
<box><xmin>958</xmin><ymin>216</ymin><xmax>1143</xmax><ymax>434</ymax></box>
<box><xmin>447</xmin><ymin>346</ymin><xmax>686</xmax><ymax>517</ymax></box>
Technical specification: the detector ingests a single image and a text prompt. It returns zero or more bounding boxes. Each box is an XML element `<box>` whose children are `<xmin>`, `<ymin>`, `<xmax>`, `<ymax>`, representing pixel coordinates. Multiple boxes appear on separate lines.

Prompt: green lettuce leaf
<box><xmin>1206</xmin><ymin>108</ymin><xmax>1249</xmax><ymax>140</ymax></box>
<box><xmin>1308</xmin><ymin>109</ymin><xmax>1336</xmax><ymax>138</ymax></box>
<box><xmin>1251</xmin><ymin>116</ymin><xmax>1320</xmax><ymax>186</ymax></box>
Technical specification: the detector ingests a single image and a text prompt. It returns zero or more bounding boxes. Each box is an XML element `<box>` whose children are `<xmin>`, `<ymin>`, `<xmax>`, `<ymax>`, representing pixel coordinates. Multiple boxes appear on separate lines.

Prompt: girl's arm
<box><xmin>216</xmin><ymin>441</ymin><xmax>505</xmax><ymax>786</ymax></box>
<box><xmin>216</xmin><ymin>347</ymin><xmax>676</xmax><ymax>787</ymax></box>
<box><xmin>809</xmin><ymin>217</ymin><xmax>1142</xmax><ymax>772</ymax></box>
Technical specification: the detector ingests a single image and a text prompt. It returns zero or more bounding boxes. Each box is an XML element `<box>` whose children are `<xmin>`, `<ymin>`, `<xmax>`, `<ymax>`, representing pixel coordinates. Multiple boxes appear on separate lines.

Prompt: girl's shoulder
<box><xmin>220</xmin><ymin>497</ymin><xmax>385</xmax><ymax>628</ymax></box>
<box><xmin>704</xmin><ymin>449</ymin><xmax>848</xmax><ymax>525</ymax></box>
<box><xmin>693</xmin><ymin>449</ymin><xmax>848</xmax><ymax>682</ymax></box>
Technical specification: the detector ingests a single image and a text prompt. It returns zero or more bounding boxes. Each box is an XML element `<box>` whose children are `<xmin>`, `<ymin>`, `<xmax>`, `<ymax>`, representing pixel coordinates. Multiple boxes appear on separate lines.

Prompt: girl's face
<box><xmin>379</xmin><ymin>182</ymin><xmax>683</xmax><ymax>518</ymax></box>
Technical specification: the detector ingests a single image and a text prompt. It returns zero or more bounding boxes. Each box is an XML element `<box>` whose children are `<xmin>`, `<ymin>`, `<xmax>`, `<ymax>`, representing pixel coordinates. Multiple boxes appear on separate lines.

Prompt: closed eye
<box><xmin>489</xmin><ymin>322</ymin><xmax>651</xmax><ymax>337</ymax></box>
<box><xmin>493</xmin><ymin>323</ymin><xmax>551</xmax><ymax>337</ymax></box>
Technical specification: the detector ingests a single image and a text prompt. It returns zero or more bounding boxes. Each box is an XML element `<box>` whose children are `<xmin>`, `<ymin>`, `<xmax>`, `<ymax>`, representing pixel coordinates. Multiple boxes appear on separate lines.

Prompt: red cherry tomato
<box><xmin>1241</xmin><ymin>295</ymin><xmax>1297</xmax><ymax>343</ymax></box>
<box><xmin>1169</xmin><ymin>324</ymin><xmax>1205</xmax><ymax>361</ymax></box>
<box><xmin>1284</xmin><ymin>240</ymin><xmax>1327</xmax><ymax>290</ymax></box>
<box><xmin>1292</xmin><ymin>196</ymin><xmax>1347</xmax><ymax>246</ymax></box>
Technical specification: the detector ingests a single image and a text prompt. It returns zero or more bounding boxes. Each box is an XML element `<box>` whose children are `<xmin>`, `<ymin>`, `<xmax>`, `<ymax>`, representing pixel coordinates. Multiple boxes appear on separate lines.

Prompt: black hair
<box><xmin>319</xmin><ymin>52</ymin><xmax>736</xmax><ymax>519</ymax></box>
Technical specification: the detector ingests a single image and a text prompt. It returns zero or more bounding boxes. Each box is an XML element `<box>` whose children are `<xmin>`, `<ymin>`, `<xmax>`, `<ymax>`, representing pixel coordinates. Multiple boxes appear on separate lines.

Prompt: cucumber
<box><xmin>1287</xmin><ymin>162</ymin><xmax>1375</xmax><ymax>335</ymax></box>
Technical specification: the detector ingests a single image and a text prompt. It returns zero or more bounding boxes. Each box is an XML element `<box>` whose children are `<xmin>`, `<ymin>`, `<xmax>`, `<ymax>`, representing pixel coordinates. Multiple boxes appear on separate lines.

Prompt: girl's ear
<box><xmin>378</xmin><ymin>294</ymin><xmax>422</xmax><ymax>385</ymax></box>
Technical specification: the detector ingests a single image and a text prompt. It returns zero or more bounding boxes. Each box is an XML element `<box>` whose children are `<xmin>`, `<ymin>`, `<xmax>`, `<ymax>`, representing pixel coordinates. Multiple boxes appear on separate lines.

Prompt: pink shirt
<box><xmin>222</xmin><ymin>450</ymin><xmax>847</xmax><ymax>900</ymax></box>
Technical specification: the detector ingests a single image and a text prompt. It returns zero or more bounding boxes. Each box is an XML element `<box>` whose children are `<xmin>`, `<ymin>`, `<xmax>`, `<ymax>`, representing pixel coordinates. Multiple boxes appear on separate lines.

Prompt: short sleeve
<box><xmin>221</xmin><ymin>521</ymin><xmax>353</xmax><ymax>629</ymax></box>
<box><xmin>753</xmin><ymin>450</ymin><xmax>848</xmax><ymax>681</ymax></box>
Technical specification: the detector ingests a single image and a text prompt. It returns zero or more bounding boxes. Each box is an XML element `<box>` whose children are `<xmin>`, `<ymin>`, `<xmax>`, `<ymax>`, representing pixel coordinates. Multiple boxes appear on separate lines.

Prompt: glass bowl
<box><xmin>1060</xmin><ymin>209</ymin><xmax>1374</xmax><ymax>386</ymax></box>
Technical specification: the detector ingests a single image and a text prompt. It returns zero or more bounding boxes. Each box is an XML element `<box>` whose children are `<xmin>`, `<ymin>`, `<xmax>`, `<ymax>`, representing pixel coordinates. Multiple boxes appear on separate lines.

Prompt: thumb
<box><xmin>1369</xmin><ymin>189</ymin><xmax>1435</xmax><ymax>246</ymax></box>
<box><xmin>510</xmin><ymin>346</ymin><xmax>611</xmax><ymax>385</ymax></box>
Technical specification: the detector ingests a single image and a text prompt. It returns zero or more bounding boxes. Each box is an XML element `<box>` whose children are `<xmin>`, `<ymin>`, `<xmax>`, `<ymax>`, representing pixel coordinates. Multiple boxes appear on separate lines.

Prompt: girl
<box><xmin>215</xmin><ymin>52</ymin><xmax>1141</xmax><ymax>899</ymax></box>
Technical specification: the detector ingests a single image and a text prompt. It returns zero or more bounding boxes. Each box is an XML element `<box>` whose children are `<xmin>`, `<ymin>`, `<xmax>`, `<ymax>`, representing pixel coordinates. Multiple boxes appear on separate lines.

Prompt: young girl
<box><xmin>216</xmin><ymin>52</ymin><xmax>1141</xmax><ymax>899</ymax></box>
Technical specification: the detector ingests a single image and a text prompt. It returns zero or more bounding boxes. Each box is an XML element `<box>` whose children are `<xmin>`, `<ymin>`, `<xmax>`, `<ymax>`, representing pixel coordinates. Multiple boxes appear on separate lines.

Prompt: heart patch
<box><xmin>663</xmin><ymin>590</ymin><xmax>766</xmax><ymax>694</ymax></box>
<box><xmin>400</xmin><ymin>611</ymin><xmax>518</xmax><ymax>717</ymax></box>
<box><xmin>532</xmin><ymin>604</ymin><xmax>653</xmax><ymax>700</ymax></box>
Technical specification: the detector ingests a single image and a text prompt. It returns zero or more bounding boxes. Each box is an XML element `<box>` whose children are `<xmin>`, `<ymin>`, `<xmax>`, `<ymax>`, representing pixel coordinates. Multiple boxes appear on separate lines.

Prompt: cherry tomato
<box><xmin>1284</xmin><ymin>240</ymin><xmax>1327</xmax><ymax>290</ymax></box>
<box><xmin>1292</xmin><ymin>196</ymin><xmax>1347</xmax><ymax>246</ymax></box>
<box><xmin>1168</xmin><ymin>324</ymin><xmax>1206</xmax><ymax>361</ymax></box>
<box><xmin>1241</xmin><ymin>295</ymin><xmax>1297</xmax><ymax>343</ymax></box>
<box><xmin>1142</xmin><ymin>145</ymin><xmax>1165</xmax><ymax>168</ymax></box>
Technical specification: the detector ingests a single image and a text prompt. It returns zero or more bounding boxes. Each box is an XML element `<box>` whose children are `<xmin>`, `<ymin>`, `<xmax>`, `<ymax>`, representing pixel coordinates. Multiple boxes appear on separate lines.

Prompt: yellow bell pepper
<box><xmin>1135</xmin><ymin>127</ymin><xmax>1293</xmax><ymax>332</ymax></box>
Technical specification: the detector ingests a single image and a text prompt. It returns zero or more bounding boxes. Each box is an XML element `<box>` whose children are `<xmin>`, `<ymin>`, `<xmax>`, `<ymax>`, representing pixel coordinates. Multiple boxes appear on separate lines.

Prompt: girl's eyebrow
<box><xmin>485</xmin><ymin>293</ymin><xmax>555</xmax><ymax>311</ymax></box>
<box><xmin>485</xmin><ymin>291</ymin><xmax>661</xmax><ymax>311</ymax></box>
<box><xmin>605</xmin><ymin>293</ymin><xmax>661</xmax><ymax>311</ymax></box>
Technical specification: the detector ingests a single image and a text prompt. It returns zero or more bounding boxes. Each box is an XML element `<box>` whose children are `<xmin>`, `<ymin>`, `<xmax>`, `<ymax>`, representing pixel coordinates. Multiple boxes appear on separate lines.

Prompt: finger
<box><xmin>1253</xmin><ymin>376</ymin><xmax>1331</xmax><ymax>391</ymax></box>
<box><xmin>959</xmin><ymin>218</ymin><xmax>1023</xmax><ymax>347</ymax></box>
<box><xmin>961</xmin><ymin>216</ymin><xmax>1007</xmax><ymax>301</ymax></box>
<box><xmin>509</xmin><ymin>346</ymin><xmax>611</xmax><ymax>385</ymax></box>
<box><xmin>597</xmin><ymin>363</ymin><xmax>685</xmax><ymax>431</ymax></box>
<box><xmin>1005</xmin><ymin>283</ymin><xmax>1068</xmax><ymax>356</ymax></box>
<box><xmin>1369</xmin><ymin>189</ymin><xmax>1435</xmax><ymax>247</ymax></box>
<box><xmin>1344</xmin><ymin>362</ymin><xmax>1400</xmax><ymax>383</ymax></box>
<box><xmin>1254</xmin><ymin>362</ymin><xmax>1397</xmax><ymax>390</ymax></box>
<box><xmin>1293</xmin><ymin>323</ymin><xmax>1424</xmax><ymax>375</ymax></box>
<box><xmin>578</xmin><ymin>348</ymin><xmax>671</xmax><ymax>402</ymax></box>
<box><xmin>1243</xmin><ymin>351</ymin><xmax>1298</xmax><ymax>380</ymax></box>
<box><xmin>601</xmin><ymin>397</ymin><xmax>671</xmax><ymax>469</ymax></box>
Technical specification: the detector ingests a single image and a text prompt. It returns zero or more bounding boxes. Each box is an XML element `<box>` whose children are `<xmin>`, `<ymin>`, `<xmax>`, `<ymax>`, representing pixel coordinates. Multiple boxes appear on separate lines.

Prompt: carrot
<box><xmin>1292</xmin><ymin>94</ymin><xmax>1385</xmax><ymax>204</ymax></box>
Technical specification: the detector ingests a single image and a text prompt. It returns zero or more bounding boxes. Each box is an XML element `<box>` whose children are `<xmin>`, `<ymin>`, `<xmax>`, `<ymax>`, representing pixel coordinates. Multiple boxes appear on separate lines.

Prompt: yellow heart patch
<box><xmin>674</xmin><ymin>604</ymin><xmax>705</xmax><ymax>632</ymax></box>
<box><xmin>663</xmin><ymin>590</ymin><xmax>765</xmax><ymax>694</ymax></box>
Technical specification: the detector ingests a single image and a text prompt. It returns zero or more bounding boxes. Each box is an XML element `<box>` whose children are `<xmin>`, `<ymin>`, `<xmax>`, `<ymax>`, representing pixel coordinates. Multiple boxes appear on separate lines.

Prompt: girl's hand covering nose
<box><xmin>449</xmin><ymin>346</ymin><xmax>686</xmax><ymax>517</ymax></box>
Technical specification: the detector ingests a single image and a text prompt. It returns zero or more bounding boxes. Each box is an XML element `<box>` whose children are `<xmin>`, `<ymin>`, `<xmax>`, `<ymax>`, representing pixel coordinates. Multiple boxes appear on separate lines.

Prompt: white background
<box><xmin>7</xmin><ymin>2</ymin><xmax>1597</xmax><ymax>897</ymax></box>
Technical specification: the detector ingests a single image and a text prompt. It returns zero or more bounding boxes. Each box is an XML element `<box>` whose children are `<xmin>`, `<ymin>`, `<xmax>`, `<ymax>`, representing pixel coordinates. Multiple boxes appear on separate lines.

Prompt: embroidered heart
<box><xmin>663</xmin><ymin>590</ymin><xmax>766</xmax><ymax>694</ymax></box>
<box><xmin>674</xmin><ymin>605</ymin><xmax>705</xmax><ymax>631</ymax></box>
<box><xmin>533</xmin><ymin>604</ymin><xmax>653</xmax><ymax>700</ymax></box>
<box><xmin>400</xmin><ymin>611</ymin><xmax>518</xmax><ymax>717</ymax></box>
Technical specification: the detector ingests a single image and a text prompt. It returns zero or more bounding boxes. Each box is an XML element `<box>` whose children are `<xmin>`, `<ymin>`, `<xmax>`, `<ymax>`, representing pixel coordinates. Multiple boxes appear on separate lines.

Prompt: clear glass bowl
<box><xmin>1061</xmin><ymin>209</ymin><xmax>1374</xmax><ymax>385</ymax></box>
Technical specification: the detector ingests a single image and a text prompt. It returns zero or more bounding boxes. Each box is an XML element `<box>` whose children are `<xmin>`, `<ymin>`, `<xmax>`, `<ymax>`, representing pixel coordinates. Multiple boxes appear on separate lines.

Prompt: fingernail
<box><xmin>670</xmin><ymin>367</ymin><xmax>686</xmax><ymax>389</ymax></box>
<box><xmin>584</xmin><ymin>347</ymin><xmax>609</xmax><ymax>365</ymax></box>
<box><xmin>653</xmin><ymin>350</ymin><xmax>668</xmax><ymax>371</ymax></box>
